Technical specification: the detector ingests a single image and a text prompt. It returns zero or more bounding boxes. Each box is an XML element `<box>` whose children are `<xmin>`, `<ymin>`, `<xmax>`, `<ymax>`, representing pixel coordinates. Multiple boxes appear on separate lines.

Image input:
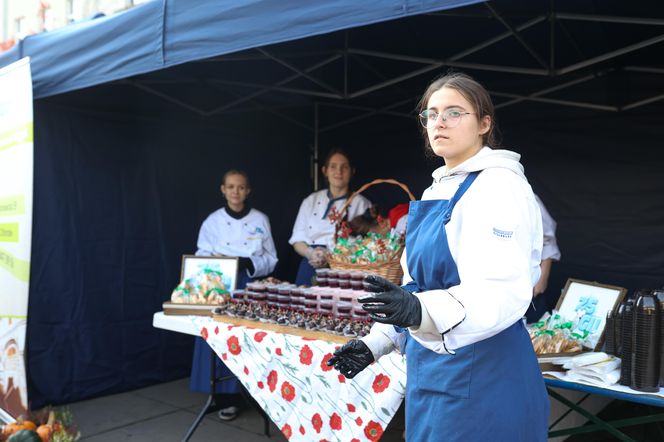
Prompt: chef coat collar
<box><xmin>224</xmin><ymin>203</ymin><xmax>251</xmax><ymax>220</ymax></box>
<box><xmin>322</xmin><ymin>189</ymin><xmax>349</xmax><ymax>219</ymax></box>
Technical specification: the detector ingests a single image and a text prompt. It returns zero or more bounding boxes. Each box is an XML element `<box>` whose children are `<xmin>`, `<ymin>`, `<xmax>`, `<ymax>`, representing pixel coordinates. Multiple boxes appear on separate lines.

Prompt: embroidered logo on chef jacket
<box><xmin>246</xmin><ymin>226</ymin><xmax>265</xmax><ymax>240</ymax></box>
<box><xmin>492</xmin><ymin>227</ymin><xmax>514</xmax><ymax>240</ymax></box>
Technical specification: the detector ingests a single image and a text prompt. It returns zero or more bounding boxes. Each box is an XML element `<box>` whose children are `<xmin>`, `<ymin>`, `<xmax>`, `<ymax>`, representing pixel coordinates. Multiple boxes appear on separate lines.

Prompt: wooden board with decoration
<box><xmin>162</xmin><ymin>302</ymin><xmax>218</xmax><ymax>317</ymax></box>
<box><xmin>213</xmin><ymin>314</ymin><xmax>351</xmax><ymax>344</ymax></box>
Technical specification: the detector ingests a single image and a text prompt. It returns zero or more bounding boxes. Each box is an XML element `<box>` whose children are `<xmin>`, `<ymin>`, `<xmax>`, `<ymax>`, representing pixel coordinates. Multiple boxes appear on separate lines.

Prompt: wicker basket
<box><xmin>326</xmin><ymin>178</ymin><xmax>415</xmax><ymax>284</ymax></box>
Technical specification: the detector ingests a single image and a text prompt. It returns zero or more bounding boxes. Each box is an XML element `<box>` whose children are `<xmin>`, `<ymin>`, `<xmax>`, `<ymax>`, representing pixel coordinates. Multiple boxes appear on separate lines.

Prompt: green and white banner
<box><xmin>0</xmin><ymin>57</ymin><xmax>33</xmax><ymax>420</ymax></box>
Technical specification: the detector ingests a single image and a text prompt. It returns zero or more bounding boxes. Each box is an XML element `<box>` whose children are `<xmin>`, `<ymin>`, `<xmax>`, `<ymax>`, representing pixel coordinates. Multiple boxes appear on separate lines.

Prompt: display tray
<box><xmin>212</xmin><ymin>314</ymin><xmax>351</xmax><ymax>344</ymax></box>
<box><xmin>162</xmin><ymin>302</ymin><xmax>218</xmax><ymax>316</ymax></box>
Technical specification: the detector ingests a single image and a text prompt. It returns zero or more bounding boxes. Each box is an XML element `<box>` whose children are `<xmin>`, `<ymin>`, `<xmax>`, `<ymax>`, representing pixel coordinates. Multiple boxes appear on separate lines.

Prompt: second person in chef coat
<box><xmin>289</xmin><ymin>148</ymin><xmax>371</xmax><ymax>285</ymax></box>
<box><xmin>190</xmin><ymin>169</ymin><xmax>278</xmax><ymax>421</ymax></box>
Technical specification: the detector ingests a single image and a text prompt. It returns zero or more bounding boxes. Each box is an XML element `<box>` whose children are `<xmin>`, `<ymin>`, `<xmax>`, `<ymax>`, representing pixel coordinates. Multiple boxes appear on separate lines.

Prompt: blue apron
<box><xmin>189</xmin><ymin>271</ymin><xmax>251</xmax><ymax>394</ymax></box>
<box><xmin>403</xmin><ymin>172</ymin><xmax>549</xmax><ymax>441</ymax></box>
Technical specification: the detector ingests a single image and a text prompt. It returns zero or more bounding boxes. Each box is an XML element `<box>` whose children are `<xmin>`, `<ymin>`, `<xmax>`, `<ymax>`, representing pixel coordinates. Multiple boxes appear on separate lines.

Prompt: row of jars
<box><xmin>233</xmin><ymin>285</ymin><xmax>369</xmax><ymax>319</ymax></box>
<box><xmin>315</xmin><ymin>268</ymin><xmax>367</xmax><ymax>288</ymax></box>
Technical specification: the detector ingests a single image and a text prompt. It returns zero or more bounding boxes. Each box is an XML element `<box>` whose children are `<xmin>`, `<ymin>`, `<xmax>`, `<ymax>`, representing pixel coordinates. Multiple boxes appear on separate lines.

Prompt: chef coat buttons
<box><xmin>227</xmin><ymin>222</ymin><xmax>231</xmax><ymax>225</ymax></box>
<box><xmin>313</xmin><ymin>213</ymin><xmax>317</xmax><ymax>216</ymax></box>
<box><xmin>226</xmin><ymin>242</ymin><xmax>230</xmax><ymax>245</ymax></box>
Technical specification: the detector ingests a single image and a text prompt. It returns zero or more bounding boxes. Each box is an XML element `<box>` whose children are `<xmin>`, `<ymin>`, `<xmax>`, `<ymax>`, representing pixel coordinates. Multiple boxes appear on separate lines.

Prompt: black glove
<box><xmin>326</xmin><ymin>339</ymin><xmax>375</xmax><ymax>379</ymax></box>
<box><xmin>359</xmin><ymin>274</ymin><xmax>422</xmax><ymax>328</ymax></box>
<box><xmin>238</xmin><ymin>257</ymin><xmax>255</xmax><ymax>274</ymax></box>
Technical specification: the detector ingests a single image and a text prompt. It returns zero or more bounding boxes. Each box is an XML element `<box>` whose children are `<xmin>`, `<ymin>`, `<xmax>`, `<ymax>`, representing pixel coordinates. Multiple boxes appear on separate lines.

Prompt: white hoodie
<box><xmin>364</xmin><ymin>147</ymin><xmax>543</xmax><ymax>356</ymax></box>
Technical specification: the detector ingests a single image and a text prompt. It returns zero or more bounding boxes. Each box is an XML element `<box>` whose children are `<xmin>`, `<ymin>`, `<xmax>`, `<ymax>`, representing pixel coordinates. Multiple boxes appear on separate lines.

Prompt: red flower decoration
<box><xmin>372</xmin><ymin>373</ymin><xmax>390</xmax><ymax>393</ymax></box>
<box><xmin>281</xmin><ymin>423</ymin><xmax>292</xmax><ymax>440</ymax></box>
<box><xmin>222</xmin><ymin>353</ymin><xmax>228</xmax><ymax>361</ymax></box>
<box><xmin>347</xmin><ymin>403</ymin><xmax>356</xmax><ymax>413</ymax></box>
<box><xmin>267</xmin><ymin>370</ymin><xmax>278</xmax><ymax>392</ymax></box>
<box><xmin>227</xmin><ymin>325</ymin><xmax>234</xmax><ymax>330</ymax></box>
<box><xmin>320</xmin><ymin>353</ymin><xmax>333</xmax><ymax>372</ymax></box>
<box><xmin>254</xmin><ymin>331</ymin><xmax>267</xmax><ymax>342</ymax></box>
<box><xmin>338</xmin><ymin>374</ymin><xmax>346</xmax><ymax>383</ymax></box>
<box><xmin>319</xmin><ymin>440</ymin><xmax>330</xmax><ymax>442</ymax></box>
<box><xmin>214</xmin><ymin>326</ymin><xmax>219</xmax><ymax>335</ymax></box>
<box><xmin>351</xmin><ymin>439</ymin><xmax>360</xmax><ymax>442</ymax></box>
<box><xmin>281</xmin><ymin>381</ymin><xmax>296</xmax><ymax>402</ymax></box>
<box><xmin>257</xmin><ymin>381</ymin><xmax>264</xmax><ymax>389</ymax></box>
<box><xmin>329</xmin><ymin>412</ymin><xmax>342</xmax><ymax>431</ymax></box>
<box><xmin>227</xmin><ymin>336</ymin><xmax>241</xmax><ymax>355</ymax></box>
<box><xmin>355</xmin><ymin>417</ymin><xmax>363</xmax><ymax>426</ymax></box>
<box><xmin>364</xmin><ymin>421</ymin><xmax>384</xmax><ymax>442</ymax></box>
<box><xmin>312</xmin><ymin>413</ymin><xmax>323</xmax><ymax>433</ymax></box>
<box><xmin>243</xmin><ymin>366</ymin><xmax>249</xmax><ymax>375</ymax></box>
<box><xmin>276</xmin><ymin>348</ymin><xmax>283</xmax><ymax>356</ymax></box>
<box><xmin>200</xmin><ymin>328</ymin><xmax>208</xmax><ymax>340</ymax></box>
<box><xmin>299</xmin><ymin>345</ymin><xmax>313</xmax><ymax>365</ymax></box>
<box><xmin>299</xmin><ymin>426</ymin><xmax>305</xmax><ymax>435</ymax></box>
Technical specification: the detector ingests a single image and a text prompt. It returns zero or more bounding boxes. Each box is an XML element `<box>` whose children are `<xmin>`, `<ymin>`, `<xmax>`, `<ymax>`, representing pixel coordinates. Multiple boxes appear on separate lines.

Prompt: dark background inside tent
<box><xmin>3</xmin><ymin>0</ymin><xmax>662</xmax><ymax>407</ymax></box>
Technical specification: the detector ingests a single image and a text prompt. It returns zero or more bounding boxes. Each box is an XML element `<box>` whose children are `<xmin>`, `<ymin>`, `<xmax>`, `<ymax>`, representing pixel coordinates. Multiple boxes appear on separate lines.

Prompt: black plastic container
<box><xmin>653</xmin><ymin>289</ymin><xmax>664</xmax><ymax>387</ymax></box>
<box><xmin>630</xmin><ymin>290</ymin><xmax>659</xmax><ymax>392</ymax></box>
<box><xmin>604</xmin><ymin>309</ymin><xmax>616</xmax><ymax>356</ymax></box>
<box><xmin>618</xmin><ymin>298</ymin><xmax>635</xmax><ymax>386</ymax></box>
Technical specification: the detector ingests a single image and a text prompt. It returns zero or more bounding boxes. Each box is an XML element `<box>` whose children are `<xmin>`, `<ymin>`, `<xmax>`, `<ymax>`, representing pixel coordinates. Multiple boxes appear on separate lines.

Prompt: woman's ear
<box><xmin>220</xmin><ymin>184</ymin><xmax>226</xmax><ymax>197</ymax></box>
<box><xmin>479</xmin><ymin>115</ymin><xmax>491</xmax><ymax>136</ymax></box>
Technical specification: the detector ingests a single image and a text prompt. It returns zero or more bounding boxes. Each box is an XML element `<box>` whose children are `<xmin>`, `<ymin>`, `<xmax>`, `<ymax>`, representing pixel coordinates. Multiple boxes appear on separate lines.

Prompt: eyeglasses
<box><xmin>418</xmin><ymin>109</ymin><xmax>474</xmax><ymax>128</ymax></box>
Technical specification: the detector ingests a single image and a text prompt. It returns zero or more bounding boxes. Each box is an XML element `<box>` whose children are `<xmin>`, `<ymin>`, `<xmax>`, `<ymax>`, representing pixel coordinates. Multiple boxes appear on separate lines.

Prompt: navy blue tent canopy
<box><xmin>0</xmin><ymin>0</ymin><xmax>480</xmax><ymax>99</ymax></box>
<box><xmin>1</xmin><ymin>0</ymin><xmax>663</xmax><ymax>408</ymax></box>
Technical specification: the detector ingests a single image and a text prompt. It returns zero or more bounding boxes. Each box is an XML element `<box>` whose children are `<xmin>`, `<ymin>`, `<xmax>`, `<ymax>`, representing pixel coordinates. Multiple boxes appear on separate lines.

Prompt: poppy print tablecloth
<box><xmin>192</xmin><ymin>316</ymin><xmax>407</xmax><ymax>442</ymax></box>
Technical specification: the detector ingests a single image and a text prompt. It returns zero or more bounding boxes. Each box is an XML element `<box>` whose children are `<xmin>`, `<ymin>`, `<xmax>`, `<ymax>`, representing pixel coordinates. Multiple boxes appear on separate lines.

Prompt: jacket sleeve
<box><xmin>288</xmin><ymin>194</ymin><xmax>313</xmax><ymax>245</ymax></box>
<box><xmin>409</xmin><ymin>172</ymin><xmax>543</xmax><ymax>354</ymax></box>
<box><xmin>535</xmin><ymin>194</ymin><xmax>561</xmax><ymax>261</ymax></box>
<box><xmin>248</xmin><ymin>216</ymin><xmax>278</xmax><ymax>277</ymax></box>
<box><xmin>195</xmin><ymin>217</ymin><xmax>215</xmax><ymax>256</ymax></box>
<box><xmin>361</xmin><ymin>323</ymin><xmax>403</xmax><ymax>360</ymax></box>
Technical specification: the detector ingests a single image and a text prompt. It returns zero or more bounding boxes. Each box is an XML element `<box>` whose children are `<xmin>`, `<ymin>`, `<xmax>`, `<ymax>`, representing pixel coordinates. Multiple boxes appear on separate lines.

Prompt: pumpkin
<box><xmin>6</xmin><ymin>429</ymin><xmax>42</xmax><ymax>442</ymax></box>
<box><xmin>35</xmin><ymin>425</ymin><xmax>53</xmax><ymax>442</ymax></box>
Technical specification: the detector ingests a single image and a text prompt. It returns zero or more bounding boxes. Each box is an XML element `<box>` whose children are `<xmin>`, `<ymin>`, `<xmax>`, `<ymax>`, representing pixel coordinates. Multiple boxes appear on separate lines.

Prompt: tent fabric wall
<box><xmin>27</xmin><ymin>102</ymin><xmax>311</xmax><ymax>407</ymax></box>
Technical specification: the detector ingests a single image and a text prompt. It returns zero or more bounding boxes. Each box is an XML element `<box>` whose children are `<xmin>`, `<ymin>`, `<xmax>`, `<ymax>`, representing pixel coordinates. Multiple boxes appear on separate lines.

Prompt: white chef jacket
<box><xmin>534</xmin><ymin>194</ymin><xmax>561</xmax><ymax>261</ymax></box>
<box><xmin>363</xmin><ymin>147</ymin><xmax>543</xmax><ymax>357</ymax></box>
<box><xmin>289</xmin><ymin>189</ymin><xmax>371</xmax><ymax>248</ymax></box>
<box><xmin>196</xmin><ymin>207</ymin><xmax>278</xmax><ymax>278</ymax></box>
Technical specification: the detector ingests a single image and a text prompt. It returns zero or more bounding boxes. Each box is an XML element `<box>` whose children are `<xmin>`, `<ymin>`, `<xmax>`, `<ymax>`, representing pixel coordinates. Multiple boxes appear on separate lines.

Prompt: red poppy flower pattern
<box><xmin>299</xmin><ymin>345</ymin><xmax>313</xmax><ymax>365</ymax></box>
<box><xmin>227</xmin><ymin>336</ymin><xmax>241</xmax><ymax>355</ymax></box>
<box><xmin>329</xmin><ymin>412</ymin><xmax>342</xmax><ymax>431</ymax></box>
<box><xmin>320</xmin><ymin>353</ymin><xmax>333</xmax><ymax>372</ymax></box>
<box><xmin>372</xmin><ymin>374</ymin><xmax>390</xmax><ymax>393</ymax></box>
<box><xmin>281</xmin><ymin>381</ymin><xmax>296</xmax><ymax>402</ymax></box>
<box><xmin>364</xmin><ymin>421</ymin><xmax>384</xmax><ymax>442</ymax></box>
<box><xmin>312</xmin><ymin>413</ymin><xmax>323</xmax><ymax>433</ymax></box>
<box><xmin>192</xmin><ymin>316</ymin><xmax>406</xmax><ymax>442</ymax></box>
<box><xmin>267</xmin><ymin>370</ymin><xmax>278</xmax><ymax>392</ymax></box>
<box><xmin>282</xmin><ymin>423</ymin><xmax>292</xmax><ymax>440</ymax></box>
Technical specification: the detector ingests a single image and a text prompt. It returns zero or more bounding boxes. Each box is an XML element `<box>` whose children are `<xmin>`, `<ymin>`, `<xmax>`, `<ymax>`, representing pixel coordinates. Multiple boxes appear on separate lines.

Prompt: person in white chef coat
<box><xmin>289</xmin><ymin>148</ymin><xmax>371</xmax><ymax>285</ymax></box>
<box><xmin>525</xmin><ymin>194</ymin><xmax>562</xmax><ymax>323</ymax></box>
<box><xmin>190</xmin><ymin>169</ymin><xmax>277</xmax><ymax>421</ymax></box>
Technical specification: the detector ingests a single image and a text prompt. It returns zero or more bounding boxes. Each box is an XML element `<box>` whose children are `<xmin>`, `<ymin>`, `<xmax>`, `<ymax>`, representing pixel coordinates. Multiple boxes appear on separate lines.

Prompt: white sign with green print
<box><xmin>0</xmin><ymin>57</ymin><xmax>33</xmax><ymax>419</ymax></box>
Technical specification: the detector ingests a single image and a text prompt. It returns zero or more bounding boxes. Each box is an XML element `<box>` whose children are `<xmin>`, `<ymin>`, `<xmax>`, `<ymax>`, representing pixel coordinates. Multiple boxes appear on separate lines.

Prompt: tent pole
<box><xmin>314</xmin><ymin>103</ymin><xmax>319</xmax><ymax>191</ymax></box>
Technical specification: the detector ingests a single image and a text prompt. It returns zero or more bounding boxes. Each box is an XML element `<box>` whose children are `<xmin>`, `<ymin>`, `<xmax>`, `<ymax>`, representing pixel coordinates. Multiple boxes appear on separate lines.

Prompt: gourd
<box><xmin>7</xmin><ymin>429</ymin><xmax>43</xmax><ymax>442</ymax></box>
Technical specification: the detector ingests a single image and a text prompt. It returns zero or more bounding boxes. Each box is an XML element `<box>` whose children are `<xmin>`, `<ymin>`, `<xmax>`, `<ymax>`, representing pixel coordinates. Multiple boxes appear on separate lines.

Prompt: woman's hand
<box><xmin>308</xmin><ymin>247</ymin><xmax>327</xmax><ymax>268</ymax></box>
<box><xmin>327</xmin><ymin>339</ymin><xmax>374</xmax><ymax>379</ymax></box>
<box><xmin>359</xmin><ymin>275</ymin><xmax>423</xmax><ymax>328</ymax></box>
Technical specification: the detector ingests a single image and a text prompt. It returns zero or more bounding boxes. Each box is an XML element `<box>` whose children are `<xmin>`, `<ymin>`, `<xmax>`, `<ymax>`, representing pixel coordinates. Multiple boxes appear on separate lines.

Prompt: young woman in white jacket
<box><xmin>329</xmin><ymin>73</ymin><xmax>549</xmax><ymax>441</ymax></box>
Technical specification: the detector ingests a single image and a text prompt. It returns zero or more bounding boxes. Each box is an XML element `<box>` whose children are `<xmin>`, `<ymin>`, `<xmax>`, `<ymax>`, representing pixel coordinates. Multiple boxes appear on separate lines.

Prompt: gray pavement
<box><xmin>69</xmin><ymin>378</ymin><xmax>405</xmax><ymax>441</ymax></box>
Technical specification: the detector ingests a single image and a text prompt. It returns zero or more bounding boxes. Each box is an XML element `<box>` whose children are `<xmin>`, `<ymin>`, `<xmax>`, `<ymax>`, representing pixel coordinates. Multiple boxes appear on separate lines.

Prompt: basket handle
<box><xmin>336</xmin><ymin>178</ymin><xmax>416</xmax><ymax>226</ymax></box>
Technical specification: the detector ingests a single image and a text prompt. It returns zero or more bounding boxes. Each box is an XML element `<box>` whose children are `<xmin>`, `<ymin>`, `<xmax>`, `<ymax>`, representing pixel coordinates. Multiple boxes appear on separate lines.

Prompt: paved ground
<box><xmin>69</xmin><ymin>377</ymin><xmax>405</xmax><ymax>441</ymax></box>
